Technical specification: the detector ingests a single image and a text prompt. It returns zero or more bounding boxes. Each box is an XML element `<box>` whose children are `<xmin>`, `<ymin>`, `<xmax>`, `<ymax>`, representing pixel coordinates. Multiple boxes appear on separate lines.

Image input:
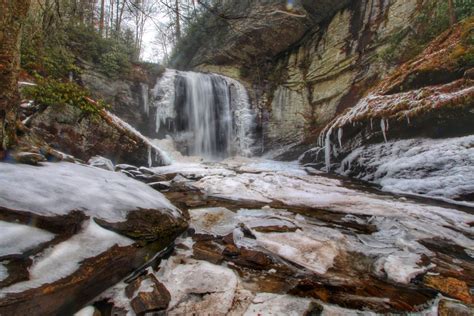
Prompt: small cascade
<box><xmin>150</xmin><ymin>69</ymin><xmax>256</xmax><ymax>159</ymax></box>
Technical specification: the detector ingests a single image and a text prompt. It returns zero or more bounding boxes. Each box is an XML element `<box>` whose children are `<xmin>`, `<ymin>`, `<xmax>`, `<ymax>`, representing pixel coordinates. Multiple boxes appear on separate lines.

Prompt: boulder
<box><xmin>0</xmin><ymin>161</ymin><xmax>187</xmax><ymax>315</ymax></box>
<box><xmin>29</xmin><ymin>103</ymin><xmax>169</xmax><ymax>167</ymax></box>
<box><xmin>88</xmin><ymin>156</ymin><xmax>114</xmax><ymax>171</ymax></box>
<box><xmin>127</xmin><ymin>274</ymin><xmax>171</xmax><ymax>314</ymax></box>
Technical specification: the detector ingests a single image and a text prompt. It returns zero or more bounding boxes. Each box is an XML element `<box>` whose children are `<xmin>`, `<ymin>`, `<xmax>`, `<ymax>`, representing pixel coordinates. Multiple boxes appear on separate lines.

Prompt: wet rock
<box><xmin>148</xmin><ymin>181</ymin><xmax>171</xmax><ymax>191</ymax></box>
<box><xmin>438</xmin><ymin>298</ymin><xmax>473</xmax><ymax>316</ymax></box>
<box><xmin>115</xmin><ymin>164</ymin><xmax>138</xmax><ymax>172</ymax></box>
<box><xmin>95</xmin><ymin>208</ymin><xmax>188</xmax><ymax>243</ymax></box>
<box><xmin>138</xmin><ymin>166</ymin><xmax>156</xmax><ymax>175</ymax></box>
<box><xmin>233</xmin><ymin>248</ymin><xmax>273</xmax><ymax>269</ymax></box>
<box><xmin>464</xmin><ymin>67</ymin><xmax>474</xmax><ymax>79</ymax></box>
<box><xmin>424</xmin><ymin>275</ymin><xmax>472</xmax><ymax>304</ymax></box>
<box><xmin>88</xmin><ymin>156</ymin><xmax>114</xmax><ymax>171</ymax></box>
<box><xmin>12</xmin><ymin>151</ymin><xmax>46</xmax><ymax>165</ymax></box>
<box><xmin>192</xmin><ymin>240</ymin><xmax>224</xmax><ymax>265</ymax></box>
<box><xmin>127</xmin><ymin>274</ymin><xmax>170</xmax><ymax>314</ymax></box>
<box><xmin>44</xmin><ymin>148</ymin><xmax>77</xmax><ymax>163</ymax></box>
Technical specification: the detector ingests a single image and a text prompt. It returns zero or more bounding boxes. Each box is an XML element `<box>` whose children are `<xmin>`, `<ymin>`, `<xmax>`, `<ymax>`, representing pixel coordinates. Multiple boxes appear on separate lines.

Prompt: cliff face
<box><xmin>174</xmin><ymin>0</ymin><xmax>425</xmax><ymax>155</ymax></box>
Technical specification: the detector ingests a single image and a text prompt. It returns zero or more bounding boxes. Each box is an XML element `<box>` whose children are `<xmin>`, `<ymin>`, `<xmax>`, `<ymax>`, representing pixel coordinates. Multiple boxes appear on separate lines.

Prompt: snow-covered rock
<box><xmin>87</xmin><ymin>156</ymin><xmax>114</xmax><ymax>171</ymax></box>
<box><xmin>0</xmin><ymin>161</ymin><xmax>181</xmax><ymax>222</ymax></box>
<box><xmin>0</xmin><ymin>161</ymin><xmax>187</xmax><ymax>316</ymax></box>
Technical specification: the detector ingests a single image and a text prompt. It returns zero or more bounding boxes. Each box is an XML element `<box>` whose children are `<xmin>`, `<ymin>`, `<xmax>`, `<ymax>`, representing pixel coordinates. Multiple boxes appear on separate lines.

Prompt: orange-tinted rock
<box><xmin>192</xmin><ymin>240</ymin><xmax>224</xmax><ymax>264</ymax></box>
<box><xmin>129</xmin><ymin>275</ymin><xmax>170</xmax><ymax>315</ymax></box>
<box><xmin>424</xmin><ymin>275</ymin><xmax>472</xmax><ymax>304</ymax></box>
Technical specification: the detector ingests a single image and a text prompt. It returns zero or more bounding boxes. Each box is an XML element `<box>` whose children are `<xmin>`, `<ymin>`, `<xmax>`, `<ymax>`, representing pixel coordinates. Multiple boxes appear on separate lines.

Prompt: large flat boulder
<box><xmin>0</xmin><ymin>161</ymin><xmax>187</xmax><ymax>315</ymax></box>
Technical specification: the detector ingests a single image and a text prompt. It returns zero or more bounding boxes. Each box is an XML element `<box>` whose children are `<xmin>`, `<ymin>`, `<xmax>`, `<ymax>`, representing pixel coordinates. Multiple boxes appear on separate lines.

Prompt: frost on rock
<box><xmin>338</xmin><ymin>135</ymin><xmax>474</xmax><ymax>205</ymax></box>
<box><xmin>0</xmin><ymin>221</ymin><xmax>55</xmax><ymax>257</ymax></box>
<box><xmin>0</xmin><ymin>219</ymin><xmax>133</xmax><ymax>296</ymax></box>
<box><xmin>0</xmin><ymin>162</ymin><xmax>181</xmax><ymax>221</ymax></box>
<box><xmin>243</xmin><ymin>293</ymin><xmax>314</xmax><ymax>316</ymax></box>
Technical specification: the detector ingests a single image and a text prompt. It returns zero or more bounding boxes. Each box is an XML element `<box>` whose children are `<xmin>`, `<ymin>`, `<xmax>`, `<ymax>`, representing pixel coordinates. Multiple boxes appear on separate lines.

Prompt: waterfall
<box><xmin>150</xmin><ymin>69</ymin><xmax>255</xmax><ymax>159</ymax></box>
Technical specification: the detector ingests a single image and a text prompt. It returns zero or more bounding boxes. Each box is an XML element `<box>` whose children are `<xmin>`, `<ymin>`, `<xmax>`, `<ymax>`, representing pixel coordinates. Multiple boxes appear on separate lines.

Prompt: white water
<box><xmin>150</xmin><ymin>69</ymin><xmax>255</xmax><ymax>159</ymax></box>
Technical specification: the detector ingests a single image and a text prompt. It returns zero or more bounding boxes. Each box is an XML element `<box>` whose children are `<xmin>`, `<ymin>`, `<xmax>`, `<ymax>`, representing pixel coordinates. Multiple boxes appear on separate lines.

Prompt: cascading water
<box><xmin>149</xmin><ymin>69</ymin><xmax>256</xmax><ymax>159</ymax></box>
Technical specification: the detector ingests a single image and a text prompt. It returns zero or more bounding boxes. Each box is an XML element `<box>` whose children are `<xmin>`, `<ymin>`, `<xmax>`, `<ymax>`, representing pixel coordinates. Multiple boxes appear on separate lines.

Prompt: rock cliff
<box><xmin>172</xmin><ymin>0</ymin><xmax>443</xmax><ymax>156</ymax></box>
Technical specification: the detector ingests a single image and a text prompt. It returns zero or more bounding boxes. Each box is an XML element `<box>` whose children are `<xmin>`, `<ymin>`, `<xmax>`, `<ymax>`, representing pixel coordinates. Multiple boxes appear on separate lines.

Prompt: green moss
<box><xmin>23</xmin><ymin>77</ymin><xmax>109</xmax><ymax>117</ymax></box>
<box><xmin>378</xmin><ymin>0</ymin><xmax>474</xmax><ymax>66</ymax></box>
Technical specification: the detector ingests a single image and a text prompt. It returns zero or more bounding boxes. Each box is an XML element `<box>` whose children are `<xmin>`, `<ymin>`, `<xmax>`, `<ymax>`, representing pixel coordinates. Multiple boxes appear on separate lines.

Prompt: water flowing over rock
<box><xmin>150</xmin><ymin>69</ymin><xmax>256</xmax><ymax>159</ymax></box>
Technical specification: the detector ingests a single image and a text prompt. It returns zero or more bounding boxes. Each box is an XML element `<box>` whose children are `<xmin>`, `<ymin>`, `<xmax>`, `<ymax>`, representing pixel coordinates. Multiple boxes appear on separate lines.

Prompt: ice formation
<box><xmin>338</xmin><ymin>135</ymin><xmax>474</xmax><ymax>206</ymax></box>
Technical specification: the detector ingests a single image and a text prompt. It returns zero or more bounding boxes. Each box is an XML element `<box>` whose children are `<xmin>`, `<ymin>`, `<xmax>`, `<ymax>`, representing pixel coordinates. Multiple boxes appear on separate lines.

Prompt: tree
<box><xmin>448</xmin><ymin>0</ymin><xmax>457</xmax><ymax>25</ymax></box>
<box><xmin>99</xmin><ymin>0</ymin><xmax>106</xmax><ymax>35</ymax></box>
<box><xmin>0</xmin><ymin>0</ymin><xmax>31</xmax><ymax>157</ymax></box>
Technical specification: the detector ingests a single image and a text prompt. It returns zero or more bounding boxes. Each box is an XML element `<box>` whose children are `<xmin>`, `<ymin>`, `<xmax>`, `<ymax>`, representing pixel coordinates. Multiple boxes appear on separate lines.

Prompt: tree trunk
<box><xmin>99</xmin><ymin>0</ymin><xmax>105</xmax><ymax>35</ymax></box>
<box><xmin>0</xmin><ymin>0</ymin><xmax>31</xmax><ymax>158</ymax></box>
<box><xmin>175</xmin><ymin>0</ymin><xmax>181</xmax><ymax>41</ymax></box>
<box><xmin>448</xmin><ymin>0</ymin><xmax>457</xmax><ymax>26</ymax></box>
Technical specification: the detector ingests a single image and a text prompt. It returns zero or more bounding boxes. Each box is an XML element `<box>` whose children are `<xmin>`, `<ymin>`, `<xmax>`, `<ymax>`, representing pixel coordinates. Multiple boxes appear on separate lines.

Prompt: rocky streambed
<box><xmin>0</xmin><ymin>157</ymin><xmax>473</xmax><ymax>315</ymax></box>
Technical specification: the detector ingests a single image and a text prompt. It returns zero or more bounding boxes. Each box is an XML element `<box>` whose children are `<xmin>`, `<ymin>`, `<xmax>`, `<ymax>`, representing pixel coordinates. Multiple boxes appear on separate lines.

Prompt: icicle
<box><xmin>370</xmin><ymin>118</ymin><xmax>373</xmax><ymax>130</ymax></box>
<box><xmin>337</xmin><ymin>128</ymin><xmax>343</xmax><ymax>148</ymax></box>
<box><xmin>406</xmin><ymin>114</ymin><xmax>410</xmax><ymax>125</ymax></box>
<box><xmin>380</xmin><ymin>119</ymin><xmax>388</xmax><ymax>143</ymax></box>
<box><xmin>386</xmin><ymin>119</ymin><xmax>389</xmax><ymax>130</ymax></box>
<box><xmin>147</xmin><ymin>145</ymin><xmax>152</xmax><ymax>168</ymax></box>
<box><xmin>324</xmin><ymin>129</ymin><xmax>332</xmax><ymax>172</ymax></box>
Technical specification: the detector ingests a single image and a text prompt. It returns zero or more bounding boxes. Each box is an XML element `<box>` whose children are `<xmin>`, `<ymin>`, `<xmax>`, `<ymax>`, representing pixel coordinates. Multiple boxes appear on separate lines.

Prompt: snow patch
<box><xmin>0</xmin><ymin>219</ymin><xmax>134</xmax><ymax>296</ymax></box>
<box><xmin>0</xmin><ymin>221</ymin><xmax>55</xmax><ymax>257</ymax></box>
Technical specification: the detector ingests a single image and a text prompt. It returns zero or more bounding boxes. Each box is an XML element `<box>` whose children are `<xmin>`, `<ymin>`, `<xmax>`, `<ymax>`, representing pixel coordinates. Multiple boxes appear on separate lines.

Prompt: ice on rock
<box><xmin>254</xmin><ymin>230</ymin><xmax>342</xmax><ymax>274</ymax></box>
<box><xmin>153</xmin><ymin>162</ymin><xmax>236</xmax><ymax>178</ymax></box>
<box><xmin>375</xmin><ymin>251</ymin><xmax>431</xmax><ymax>284</ymax></box>
<box><xmin>190</xmin><ymin>207</ymin><xmax>239</xmax><ymax>236</ymax></box>
<box><xmin>0</xmin><ymin>263</ymin><xmax>8</xmax><ymax>282</ymax></box>
<box><xmin>0</xmin><ymin>219</ymin><xmax>134</xmax><ymax>296</ymax></box>
<box><xmin>156</xmin><ymin>257</ymin><xmax>238</xmax><ymax>315</ymax></box>
<box><xmin>0</xmin><ymin>221</ymin><xmax>55</xmax><ymax>257</ymax></box>
<box><xmin>192</xmin><ymin>170</ymin><xmax>474</xmax><ymax>239</ymax></box>
<box><xmin>338</xmin><ymin>135</ymin><xmax>474</xmax><ymax>205</ymax></box>
<box><xmin>0</xmin><ymin>162</ymin><xmax>181</xmax><ymax>221</ymax></box>
<box><xmin>243</xmin><ymin>293</ymin><xmax>315</xmax><ymax>316</ymax></box>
